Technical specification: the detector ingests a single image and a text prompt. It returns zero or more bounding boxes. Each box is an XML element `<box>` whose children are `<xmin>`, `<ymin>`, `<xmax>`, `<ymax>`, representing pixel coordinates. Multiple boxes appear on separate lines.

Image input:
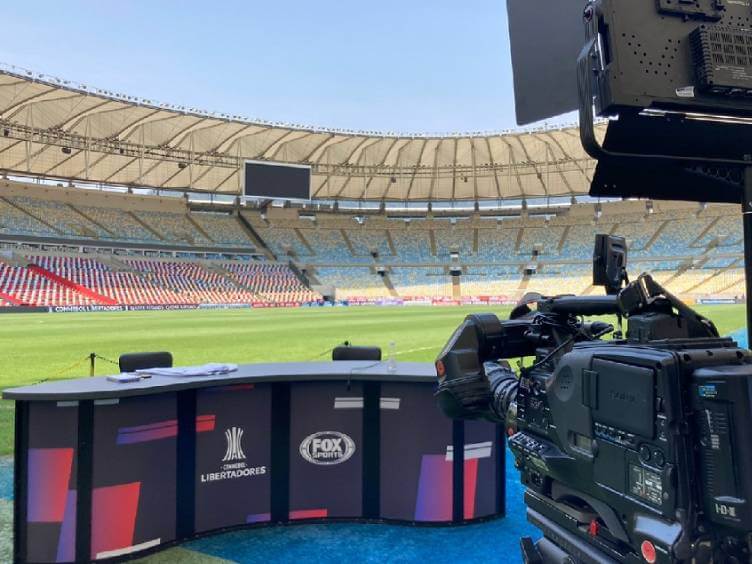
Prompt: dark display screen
<box><xmin>244</xmin><ymin>161</ymin><xmax>310</xmax><ymax>200</ymax></box>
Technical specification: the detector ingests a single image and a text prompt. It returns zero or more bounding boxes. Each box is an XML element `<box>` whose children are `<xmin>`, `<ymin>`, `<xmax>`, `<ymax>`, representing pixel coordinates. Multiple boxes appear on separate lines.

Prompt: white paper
<box><xmin>135</xmin><ymin>363</ymin><xmax>238</xmax><ymax>378</ymax></box>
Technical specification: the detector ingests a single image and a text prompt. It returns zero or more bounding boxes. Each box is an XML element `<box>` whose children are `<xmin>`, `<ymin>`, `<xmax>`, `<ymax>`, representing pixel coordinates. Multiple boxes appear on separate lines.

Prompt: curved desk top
<box><xmin>2</xmin><ymin>361</ymin><xmax>437</xmax><ymax>401</ymax></box>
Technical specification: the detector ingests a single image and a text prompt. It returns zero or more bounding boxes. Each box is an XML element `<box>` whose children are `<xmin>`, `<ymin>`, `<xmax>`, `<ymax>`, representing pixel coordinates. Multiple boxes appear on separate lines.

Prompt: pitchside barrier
<box><xmin>3</xmin><ymin>361</ymin><xmax>506</xmax><ymax>563</ymax></box>
<box><xmin>0</xmin><ymin>295</ymin><xmax>733</xmax><ymax>314</ymax></box>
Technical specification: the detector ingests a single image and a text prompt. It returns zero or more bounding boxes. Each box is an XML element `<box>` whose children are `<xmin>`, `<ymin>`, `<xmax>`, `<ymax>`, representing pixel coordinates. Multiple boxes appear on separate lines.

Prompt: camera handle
<box><xmin>617</xmin><ymin>274</ymin><xmax>720</xmax><ymax>339</ymax></box>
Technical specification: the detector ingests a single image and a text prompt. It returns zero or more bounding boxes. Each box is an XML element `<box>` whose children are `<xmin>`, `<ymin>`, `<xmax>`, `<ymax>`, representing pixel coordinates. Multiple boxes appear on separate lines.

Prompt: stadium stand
<box><xmin>0</xmin><ymin>252</ymin><xmax>320</xmax><ymax>307</ymax></box>
<box><xmin>223</xmin><ymin>262</ymin><xmax>320</xmax><ymax>304</ymax></box>
<box><xmin>313</xmin><ymin>267</ymin><xmax>392</xmax><ymax>300</ymax></box>
<box><xmin>136</xmin><ymin>210</ymin><xmax>212</xmax><ymax>246</ymax></box>
<box><xmin>0</xmin><ymin>179</ymin><xmax>746</xmax><ymax>308</ymax></box>
<box><xmin>190</xmin><ymin>212</ymin><xmax>253</xmax><ymax>247</ymax></box>
<box><xmin>253</xmin><ymin>226</ymin><xmax>313</xmax><ymax>258</ymax></box>
<box><xmin>346</xmin><ymin>228</ymin><xmax>393</xmax><ymax>258</ymax></box>
<box><xmin>6</xmin><ymin>196</ymin><xmax>108</xmax><ymax>239</ymax></box>
<box><xmin>388</xmin><ymin>228</ymin><xmax>434</xmax><ymax>262</ymax></box>
<box><xmin>74</xmin><ymin>204</ymin><xmax>159</xmax><ymax>243</ymax></box>
<box><xmin>0</xmin><ymin>197</ymin><xmax>59</xmax><ymax>238</ymax></box>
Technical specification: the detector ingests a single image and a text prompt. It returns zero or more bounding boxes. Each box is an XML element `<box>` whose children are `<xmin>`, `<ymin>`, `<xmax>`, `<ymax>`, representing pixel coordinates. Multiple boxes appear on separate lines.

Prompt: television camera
<box><xmin>435</xmin><ymin>235</ymin><xmax>752</xmax><ymax>563</ymax></box>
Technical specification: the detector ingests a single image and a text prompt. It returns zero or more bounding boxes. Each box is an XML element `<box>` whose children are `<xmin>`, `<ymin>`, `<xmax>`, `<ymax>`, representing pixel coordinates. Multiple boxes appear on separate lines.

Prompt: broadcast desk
<box><xmin>3</xmin><ymin>361</ymin><xmax>505</xmax><ymax>563</ymax></box>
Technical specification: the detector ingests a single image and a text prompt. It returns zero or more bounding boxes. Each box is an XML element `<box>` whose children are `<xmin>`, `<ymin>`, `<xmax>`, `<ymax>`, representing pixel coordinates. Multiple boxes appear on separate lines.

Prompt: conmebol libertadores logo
<box><xmin>222</xmin><ymin>427</ymin><xmax>246</xmax><ymax>462</ymax></box>
<box><xmin>200</xmin><ymin>426</ymin><xmax>266</xmax><ymax>484</ymax></box>
<box><xmin>299</xmin><ymin>431</ymin><xmax>355</xmax><ymax>465</ymax></box>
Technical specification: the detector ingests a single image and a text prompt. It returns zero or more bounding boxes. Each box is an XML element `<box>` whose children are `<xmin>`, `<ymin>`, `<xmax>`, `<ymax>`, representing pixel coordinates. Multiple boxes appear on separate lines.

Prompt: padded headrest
<box><xmin>332</xmin><ymin>345</ymin><xmax>382</xmax><ymax>362</ymax></box>
<box><xmin>119</xmin><ymin>351</ymin><xmax>173</xmax><ymax>373</ymax></box>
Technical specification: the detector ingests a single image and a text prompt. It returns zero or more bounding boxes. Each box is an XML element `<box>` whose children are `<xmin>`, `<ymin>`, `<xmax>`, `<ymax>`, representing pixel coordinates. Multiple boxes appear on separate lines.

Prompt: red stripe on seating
<box><xmin>0</xmin><ymin>290</ymin><xmax>22</xmax><ymax>305</ymax></box>
<box><xmin>28</xmin><ymin>264</ymin><xmax>118</xmax><ymax>305</ymax></box>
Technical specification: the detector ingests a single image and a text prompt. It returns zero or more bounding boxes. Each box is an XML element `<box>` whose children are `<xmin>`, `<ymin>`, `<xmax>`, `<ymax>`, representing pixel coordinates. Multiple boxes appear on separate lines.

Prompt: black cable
<box><xmin>522</xmin><ymin>311</ymin><xmax>590</xmax><ymax>375</ymax></box>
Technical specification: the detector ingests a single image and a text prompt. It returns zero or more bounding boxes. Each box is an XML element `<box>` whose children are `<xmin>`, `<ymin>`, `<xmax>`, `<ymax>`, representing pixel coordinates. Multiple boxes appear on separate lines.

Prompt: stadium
<box><xmin>0</xmin><ymin>68</ymin><xmax>743</xmax><ymax>310</ymax></box>
<box><xmin>1</xmin><ymin>3</ymin><xmax>751</xmax><ymax>562</ymax></box>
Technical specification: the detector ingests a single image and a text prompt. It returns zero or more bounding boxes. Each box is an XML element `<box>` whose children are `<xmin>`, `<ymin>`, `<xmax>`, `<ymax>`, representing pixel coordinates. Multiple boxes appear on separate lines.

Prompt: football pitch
<box><xmin>0</xmin><ymin>304</ymin><xmax>746</xmax><ymax>563</ymax></box>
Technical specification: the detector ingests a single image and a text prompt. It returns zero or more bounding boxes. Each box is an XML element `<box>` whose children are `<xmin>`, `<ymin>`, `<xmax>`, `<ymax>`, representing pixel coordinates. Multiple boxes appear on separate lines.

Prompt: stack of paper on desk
<box><xmin>135</xmin><ymin>363</ymin><xmax>239</xmax><ymax>378</ymax></box>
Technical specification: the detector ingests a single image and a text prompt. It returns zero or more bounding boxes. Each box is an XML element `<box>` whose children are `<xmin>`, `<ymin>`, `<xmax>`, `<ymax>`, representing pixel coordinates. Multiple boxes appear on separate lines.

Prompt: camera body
<box><xmin>435</xmin><ymin>238</ymin><xmax>752</xmax><ymax>563</ymax></box>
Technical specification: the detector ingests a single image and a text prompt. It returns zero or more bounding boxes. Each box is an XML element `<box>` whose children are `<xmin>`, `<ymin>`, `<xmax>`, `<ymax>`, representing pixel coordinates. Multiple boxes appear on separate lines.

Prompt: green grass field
<box><xmin>0</xmin><ymin>304</ymin><xmax>746</xmax><ymax>457</ymax></box>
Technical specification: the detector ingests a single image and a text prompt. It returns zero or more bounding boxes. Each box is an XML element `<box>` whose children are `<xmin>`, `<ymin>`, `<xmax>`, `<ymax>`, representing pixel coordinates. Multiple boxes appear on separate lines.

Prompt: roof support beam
<box><xmin>365</xmin><ymin>138</ymin><xmax>402</xmax><ymax>197</ymax></box>
<box><xmin>263</xmin><ymin>129</ymin><xmax>307</xmax><ymax>160</ymax></box>
<box><xmin>56</xmin><ymin>99</ymin><xmax>115</xmax><ymax>129</ymax></box>
<box><xmin>484</xmin><ymin>137</ymin><xmax>502</xmax><ymax>199</ymax></box>
<box><xmin>162</xmin><ymin>117</ymin><xmax>215</xmax><ymax>147</ymax></box>
<box><xmin>9</xmin><ymin>141</ymin><xmax>57</xmax><ymax>171</ymax></box>
<box><xmin>212</xmin><ymin>124</ymin><xmax>258</xmax><ymax>153</ymax></box>
<box><xmin>427</xmin><ymin>140</ymin><xmax>442</xmax><ymax>202</ymax></box>
<box><xmin>514</xmin><ymin>135</ymin><xmax>547</xmax><ymax>194</ymax></box>
<box><xmin>64</xmin><ymin>103</ymin><xmax>134</xmax><ymax>132</ymax></box>
<box><xmin>332</xmin><ymin>137</ymin><xmax>377</xmax><ymax>198</ymax></box>
<box><xmin>450</xmin><ymin>138</ymin><xmax>459</xmax><ymax>201</ymax></box>
<box><xmin>470</xmin><ymin>139</ymin><xmax>478</xmax><ymax>201</ymax></box>
<box><xmin>301</xmin><ymin>133</ymin><xmax>336</xmax><ymax>162</ymax></box>
<box><xmin>42</xmin><ymin>148</ymin><xmax>83</xmax><ymax>175</ymax></box>
<box><xmin>215</xmin><ymin>167</ymin><xmax>240</xmax><ymax>191</ymax></box>
<box><xmin>499</xmin><ymin>138</ymin><xmax>525</xmax><ymax>197</ymax></box>
<box><xmin>115</xmin><ymin>109</ymin><xmax>176</xmax><ymax>140</ymax></box>
<box><xmin>404</xmin><ymin>139</ymin><xmax>428</xmax><ymax>200</ymax></box>
<box><xmin>0</xmin><ymin>88</ymin><xmax>61</xmax><ymax>119</ymax></box>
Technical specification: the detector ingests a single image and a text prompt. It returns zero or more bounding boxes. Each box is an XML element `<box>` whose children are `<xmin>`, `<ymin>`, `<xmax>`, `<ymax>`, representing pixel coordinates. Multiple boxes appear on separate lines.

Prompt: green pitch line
<box><xmin>0</xmin><ymin>304</ymin><xmax>745</xmax><ymax>457</ymax></box>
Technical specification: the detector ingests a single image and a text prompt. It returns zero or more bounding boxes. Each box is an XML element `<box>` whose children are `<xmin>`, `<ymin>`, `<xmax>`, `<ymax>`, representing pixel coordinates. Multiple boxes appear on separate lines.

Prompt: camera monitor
<box><xmin>593</xmin><ymin>234</ymin><xmax>627</xmax><ymax>294</ymax></box>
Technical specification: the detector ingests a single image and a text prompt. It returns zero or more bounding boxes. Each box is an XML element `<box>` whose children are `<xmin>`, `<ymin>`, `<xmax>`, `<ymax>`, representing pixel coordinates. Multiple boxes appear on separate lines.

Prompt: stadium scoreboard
<box><xmin>244</xmin><ymin>160</ymin><xmax>311</xmax><ymax>200</ymax></box>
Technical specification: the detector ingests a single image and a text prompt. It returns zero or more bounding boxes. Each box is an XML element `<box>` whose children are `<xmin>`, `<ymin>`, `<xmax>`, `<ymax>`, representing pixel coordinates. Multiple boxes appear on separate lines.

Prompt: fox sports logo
<box><xmin>299</xmin><ymin>431</ymin><xmax>355</xmax><ymax>465</ymax></box>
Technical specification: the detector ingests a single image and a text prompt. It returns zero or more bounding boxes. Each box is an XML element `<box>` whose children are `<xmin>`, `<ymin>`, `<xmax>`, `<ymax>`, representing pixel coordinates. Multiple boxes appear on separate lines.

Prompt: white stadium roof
<box><xmin>0</xmin><ymin>66</ymin><xmax>604</xmax><ymax>201</ymax></box>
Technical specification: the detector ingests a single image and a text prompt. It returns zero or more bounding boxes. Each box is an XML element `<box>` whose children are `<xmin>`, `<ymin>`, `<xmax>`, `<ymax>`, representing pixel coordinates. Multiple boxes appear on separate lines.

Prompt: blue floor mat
<box><xmin>729</xmin><ymin>328</ymin><xmax>747</xmax><ymax>349</ymax></box>
<box><xmin>0</xmin><ymin>457</ymin><xmax>12</xmax><ymax>501</ymax></box>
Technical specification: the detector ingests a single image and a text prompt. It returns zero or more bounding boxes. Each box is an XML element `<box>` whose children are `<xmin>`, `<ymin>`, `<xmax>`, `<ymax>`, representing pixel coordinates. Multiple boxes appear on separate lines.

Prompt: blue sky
<box><xmin>2</xmin><ymin>1</ymin><xmax>569</xmax><ymax>134</ymax></box>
